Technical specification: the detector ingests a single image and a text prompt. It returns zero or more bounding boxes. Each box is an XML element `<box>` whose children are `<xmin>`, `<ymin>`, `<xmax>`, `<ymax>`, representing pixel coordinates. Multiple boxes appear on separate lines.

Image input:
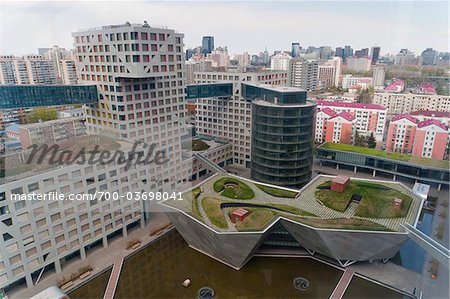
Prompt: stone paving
<box><xmin>168</xmin><ymin>173</ymin><xmax>423</xmax><ymax>232</ymax></box>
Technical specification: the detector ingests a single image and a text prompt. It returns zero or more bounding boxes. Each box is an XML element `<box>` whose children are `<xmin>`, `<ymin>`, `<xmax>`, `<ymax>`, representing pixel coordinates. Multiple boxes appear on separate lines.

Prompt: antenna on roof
<box><xmin>143</xmin><ymin>21</ymin><xmax>149</xmax><ymax>27</ymax></box>
<box><xmin>125</xmin><ymin>21</ymin><xmax>131</xmax><ymax>26</ymax></box>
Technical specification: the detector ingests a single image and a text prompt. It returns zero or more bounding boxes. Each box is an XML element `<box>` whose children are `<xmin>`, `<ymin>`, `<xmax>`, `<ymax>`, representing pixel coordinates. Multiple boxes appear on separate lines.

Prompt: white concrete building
<box><xmin>1</xmin><ymin>22</ymin><xmax>193</xmax><ymax>294</ymax></box>
<box><xmin>59</xmin><ymin>60</ymin><xmax>78</xmax><ymax>85</ymax></box>
<box><xmin>372</xmin><ymin>66</ymin><xmax>385</xmax><ymax>90</ymax></box>
<box><xmin>290</xmin><ymin>58</ymin><xmax>318</xmax><ymax>91</ymax></box>
<box><xmin>0</xmin><ymin>137</ymin><xmax>145</xmax><ymax>290</ymax></box>
<box><xmin>318</xmin><ymin>64</ymin><xmax>336</xmax><ymax>90</ymax></box>
<box><xmin>346</xmin><ymin>56</ymin><xmax>371</xmax><ymax>72</ymax></box>
<box><xmin>57</xmin><ymin>108</ymin><xmax>85</xmax><ymax>119</ymax></box>
<box><xmin>270</xmin><ymin>52</ymin><xmax>292</xmax><ymax>71</ymax></box>
<box><xmin>341</xmin><ymin>74</ymin><xmax>373</xmax><ymax>90</ymax></box>
<box><xmin>373</xmin><ymin>93</ymin><xmax>450</xmax><ymax>118</ymax></box>
<box><xmin>0</xmin><ymin>55</ymin><xmax>58</xmax><ymax>85</ymax></box>
<box><xmin>0</xmin><ymin>56</ymin><xmax>17</xmax><ymax>84</ymax></box>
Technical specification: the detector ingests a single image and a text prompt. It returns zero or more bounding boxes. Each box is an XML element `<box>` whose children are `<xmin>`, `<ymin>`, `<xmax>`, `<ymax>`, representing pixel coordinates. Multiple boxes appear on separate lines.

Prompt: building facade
<box><xmin>386</xmin><ymin>114</ymin><xmax>448</xmax><ymax>160</ymax></box>
<box><xmin>0</xmin><ymin>55</ymin><xmax>59</xmax><ymax>85</ymax></box>
<box><xmin>270</xmin><ymin>52</ymin><xmax>292</xmax><ymax>71</ymax></box>
<box><xmin>18</xmin><ymin>117</ymin><xmax>86</xmax><ymax>149</ymax></box>
<box><xmin>373</xmin><ymin>93</ymin><xmax>450</xmax><ymax>118</ymax></box>
<box><xmin>244</xmin><ymin>83</ymin><xmax>315</xmax><ymax>188</ymax></box>
<box><xmin>194</xmin><ymin>70</ymin><xmax>289</xmax><ymax>167</ymax></box>
<box><xmin>346</xmin><ymin>56</ymin><xmax>371</xmax><ymax>72</ymax></box>
<box><xmin>315</xmin><ymin>100</ymin><xmax>387</xmax><ymax>141</ymax></box>
<box><xmin>289</xmin><ymin>58</ymin><xmax>318</xmax><ymax>91</ymax></box>
<box><xmin>372</xmin><ymin>66</ymin><xmax>385</xmax><ymax>90</ymax></box>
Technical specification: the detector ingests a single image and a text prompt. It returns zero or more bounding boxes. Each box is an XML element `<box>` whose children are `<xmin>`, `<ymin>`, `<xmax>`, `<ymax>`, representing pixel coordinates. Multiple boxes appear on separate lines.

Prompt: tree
<box><xmin>353</xmin><ymin>130</ymin><xmax>367</xmax><ymax>147</ymax></box>
<box><xmin>367</xmin><ymin>132</ymin><xmax>377</xmax><ymax>148</ymax></box>
<box><xmin>27</xmin><ymin>107</ymin><xmax>57</xmax><ymax>123</ymax></box>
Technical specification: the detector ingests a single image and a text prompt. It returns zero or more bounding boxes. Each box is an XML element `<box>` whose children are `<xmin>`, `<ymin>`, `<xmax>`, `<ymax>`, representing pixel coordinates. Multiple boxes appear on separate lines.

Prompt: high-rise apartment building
<box><xmin>386</xmin><ymin>114</ymin><xmax>448</xmax><ymax>160</ymax></box>
<box><xmin>289</xmin><ymin>58</ymin><xmax>318</xmax><ymax>91</ymax></box>
<box><xmin>41</xmin><ymin>46</ymin><xmax>74</xmax><ymax>83</ymax></box>
<box><xmin>315</xmin><ymin>100</ymin><xmax>387</xmax><ymax>141</ymax></box>
<box><xmin>244</xmin><ymin>83</ymin><xmax>315</xmax><ymax>188</ymax></box>
<box><xmin>201</xmin><ymin>36</ymin><xmax>214</xmax><ymax>55</ymax></box>
<box><xmin>194</xmin><ymin>70</ymin><xmax>288</xmax><ymax>167</ymax></box>
<box><xmin>0</xmin><ymin>55</ymin><xmax>58</xmax><ymax>85</ymax></box>
<box><xmin>372</xmin><ymin>66</ymin><xmax>385</xmax><ymax>90</ymax></box>
<box><xmin>346</xmin><ymin>56</ymin><xmax>371</xmax><ymax>72</ymax></box>
<box><xmin>373</xmin><ymin>93</ymin><xmax>450</xmax><ymax>118</ymax></box>
<box><xmin>317</xmin><ymin>64</ymin><xmax>336</xmax><ymax>90</ymax></box>
<box><xmin>371</xmin><ymin>46</ymin><xmax>381</xmax><ymax>64</ymax></box>
<box><xmin>0</xmin><ymin>22</ymin><xmax>191</xmax><ymax>292</ymax></box>
<box><xmin>421</xmin><ymin>48</ymin><xmax>438</xmax><ymax>66</ymax></box>
<box><xmin>59</xmin><ymin>60</ymin><xmax>78</xmax><ymax>84</ymax></box>
<box><xmin>291</xmin><ymin>42</ymin><xmax>301</xmax><ymax>58</ymax></box>
<box><xmin>270</xmin><ymin>52</ymin><xmax>292</xmax><ymax>71</ymax></box>
<box><xmin>73</xmin><ymin>22</ymin><xmax>191</xmax><ymax>191</ymax></box>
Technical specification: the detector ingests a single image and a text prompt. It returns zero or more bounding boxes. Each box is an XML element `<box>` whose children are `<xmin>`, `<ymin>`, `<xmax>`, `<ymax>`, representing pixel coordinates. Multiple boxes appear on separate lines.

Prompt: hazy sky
<box><xmin>1</xmin><ymin>1</ymin><xmax>448</xmax><ymax>56</ymax></box>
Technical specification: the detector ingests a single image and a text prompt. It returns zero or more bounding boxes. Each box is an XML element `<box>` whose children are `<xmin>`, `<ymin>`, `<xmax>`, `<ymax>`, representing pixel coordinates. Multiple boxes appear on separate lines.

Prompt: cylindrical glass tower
<box><xmin>243</xmin><ymin>83</ymin><xmax>315</xmax><ymax>189</ymax></box>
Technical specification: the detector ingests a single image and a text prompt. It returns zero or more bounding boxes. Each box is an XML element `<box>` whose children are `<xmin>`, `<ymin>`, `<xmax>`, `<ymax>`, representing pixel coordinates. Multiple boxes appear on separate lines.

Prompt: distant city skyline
<box><xmin>1</xmin><ymin>1</ymin><xmax>448</xmax><ymax>56</ymax></box>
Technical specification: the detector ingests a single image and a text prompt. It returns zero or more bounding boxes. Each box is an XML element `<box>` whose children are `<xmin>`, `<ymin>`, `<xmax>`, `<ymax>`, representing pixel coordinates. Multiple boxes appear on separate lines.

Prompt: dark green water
<box><xmin>343</xmin><ymin>276</ymin><xmax>404</xmax><ymax>299</ymax></box>
<box><xmin>70</xmin><ymin>230</ymin><xmax>405</xmax><ymax>299</ymax></box>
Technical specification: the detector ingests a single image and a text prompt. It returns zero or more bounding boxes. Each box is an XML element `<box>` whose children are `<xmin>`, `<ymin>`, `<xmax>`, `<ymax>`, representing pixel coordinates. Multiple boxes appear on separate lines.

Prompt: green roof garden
<box><xmin>162</xmin><ymin>174</ymin><xmax>423</xmax><ymax>232</ymax></box>
<box><xmin>318</xmin><ymin>142</ymin><xmax>450</xmax><ymax>170</ymax></box>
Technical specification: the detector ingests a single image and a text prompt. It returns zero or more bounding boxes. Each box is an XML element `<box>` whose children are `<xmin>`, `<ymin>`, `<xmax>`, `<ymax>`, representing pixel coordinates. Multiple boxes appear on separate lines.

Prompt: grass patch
<box><xmin>190</xmin><ymin>187</ymin><xmax>203</xmax><ymax>221</ymax></box>
<box><xmin>256</xmin><ymin>184</ymin><xmax>298</xmax><ymax>198</ymax></box>
<box><xmin>213</xmin><ymin>177</ymin><xmax>255</xmax><ymax>200</ymax></box>
<box><xmin>201</xmin><ymin>197</ymin><xmax>228</xmax><ymax>229</ymax></box>
<box><xmin>319</xmin><ymin>142</ymin><xmax>450</xmax><ymax>169</ymax></box>
<box><xmin>315</xmin><ymin>180</ymin><xmax>413</xmax><ymax>218</ymax></box>
<box><xmin>182</xmin><ymin>139</ymin><xmax>210</xmax><ymax>151</ymax></box>
<box><xmin>230</xmin><ymin>207</ymin><xmax>276</xmax><ymax>231</ymax></box>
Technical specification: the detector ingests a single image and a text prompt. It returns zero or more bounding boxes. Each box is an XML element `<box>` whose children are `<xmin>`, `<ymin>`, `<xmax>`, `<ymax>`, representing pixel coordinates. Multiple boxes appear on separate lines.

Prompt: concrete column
<box><xmin>320</xmin><ymin>160</ymin><xmax>323</xmax><ymax>166</ymax></box>
<box><xmin>140</xmin><ymin>217</ymin><xmax>145</xmax><ymax>228</ymax></box>
<box><xmin>80</xmin><ymin>247</ymin><xmax>87</xmax><ymax>260</ymax></box>
<box><xmin>25</xmin><ymin>274</ymin><xmax>34</xmax><ymax>288</ymax></box>
<box><xmin>438</xmin><ymin>183</ymin><xmax>442</xmax><ymax>191</ymax></box>
<box><xmin>102</xmin><ymin>236</ymin><xmax>108</xmax><ymax>248</ymax></box>
<box><xmin>393</xmin><ymin>174</ymin><xmax>396</xmax><ymax>181</ymax></box>
<box><xmin>336</xmin><ymin>164</ymin><xmax>339</xmax><ymax>170</ymax></box>
<box><xmin>373</xmin><ymin>170</ymin><xmax>376</xmax><ymax>177</ymax></box>
<box><xmin>55</xmin><ymin>259</ymin><xmax>62</xmax><ymax>273</ymax></box>
<box><xmin>122</xmin><ymin>225</ymin><xmax>128</xmax><ymax>238</ymax></box>
<box><xmin>354</xmin><ymin>166</ymin><xmax>357</xmax><ymax>173</ymax></box>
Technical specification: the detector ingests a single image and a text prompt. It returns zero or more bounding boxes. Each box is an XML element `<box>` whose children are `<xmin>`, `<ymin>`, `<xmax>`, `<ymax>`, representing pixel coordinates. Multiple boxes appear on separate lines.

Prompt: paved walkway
<box><xmin>8</xmin><ymin>213</ymin><xmax>172</xmax><ymax>299</ymax></box>
<box><xmin>329</xmin><ymin>268</ymin><xmax>356</xmax><ymax>299</ymax></box>
<box><xmin>102</xmin><ymin>258</ymin><xmax>124</xmax><ymax>299</ymax></box>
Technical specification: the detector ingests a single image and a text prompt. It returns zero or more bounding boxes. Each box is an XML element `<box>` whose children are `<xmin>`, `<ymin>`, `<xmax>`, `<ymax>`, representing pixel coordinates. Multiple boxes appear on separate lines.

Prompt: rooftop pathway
<box><xmin>187</xmin><ymin>174</ymin><xmax>422</xmax><ymax>232</ymax></box>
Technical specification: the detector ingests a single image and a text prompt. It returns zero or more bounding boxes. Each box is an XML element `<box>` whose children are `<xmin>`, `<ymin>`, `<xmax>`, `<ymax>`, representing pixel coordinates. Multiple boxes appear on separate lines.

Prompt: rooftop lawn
<box><xmin>315</xmin><ymin>180</ymin><xmax>412</xmax><ymax>218</ymax></box>
<box><xmin>256</xmin><ymin>184</ymin><xmax>298</xmax><ymax>198</ymax></box>
<box><xmin>181</xmin><ymin>139</ymin><xmax>211</xmax><ymax>151</ymax></box>
<box><xmin>230</xmin><ymin>207</ymin><xmax>276</xmax><ymax>232</ymax></box>
<box><xmin>213</xmin><ymin>177</ymin><xmax>255</xmax><ymax>200</ymax></box>
<box><xmin>319</xmin><ymin>142</ymin><xmax>450</xmax><ymax>169</ymax></box>
<box><xmin>201</xmin><ymin>197</ymin><xmax>228</xmax><ymax>229</ymax></box>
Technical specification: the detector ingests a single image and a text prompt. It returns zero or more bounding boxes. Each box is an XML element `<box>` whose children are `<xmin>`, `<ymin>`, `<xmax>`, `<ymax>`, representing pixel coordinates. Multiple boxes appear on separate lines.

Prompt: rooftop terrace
<box><xmin>1</xmin><ymin>135</ymin><xmax>125</xmax><ymax>183</ymax></box>
<box><xmin>318</xmin><ymin>142</ymin><xmax>450</xmax><ymax>170</ymax></box>
<box><xmin>162</xmin><ymin>174</ymin><xmax>422</xmax><ymax>232</ymax></box>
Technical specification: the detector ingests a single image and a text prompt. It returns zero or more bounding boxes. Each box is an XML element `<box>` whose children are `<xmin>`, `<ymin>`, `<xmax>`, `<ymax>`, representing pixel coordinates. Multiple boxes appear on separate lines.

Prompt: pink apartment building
<box><xmin>386</xmin><ymin>114</ymin><xmax>448</xmax><ymax>160</ymax></box>
<box><xmin>324</xmin><ymin>112</ymin><xmax>355</xmax><ymax>144</ymax></box>
<box><xmin>315</xmin><ymin>100</ymin><xmax>387</xmax><ymax>143</ymax></box>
